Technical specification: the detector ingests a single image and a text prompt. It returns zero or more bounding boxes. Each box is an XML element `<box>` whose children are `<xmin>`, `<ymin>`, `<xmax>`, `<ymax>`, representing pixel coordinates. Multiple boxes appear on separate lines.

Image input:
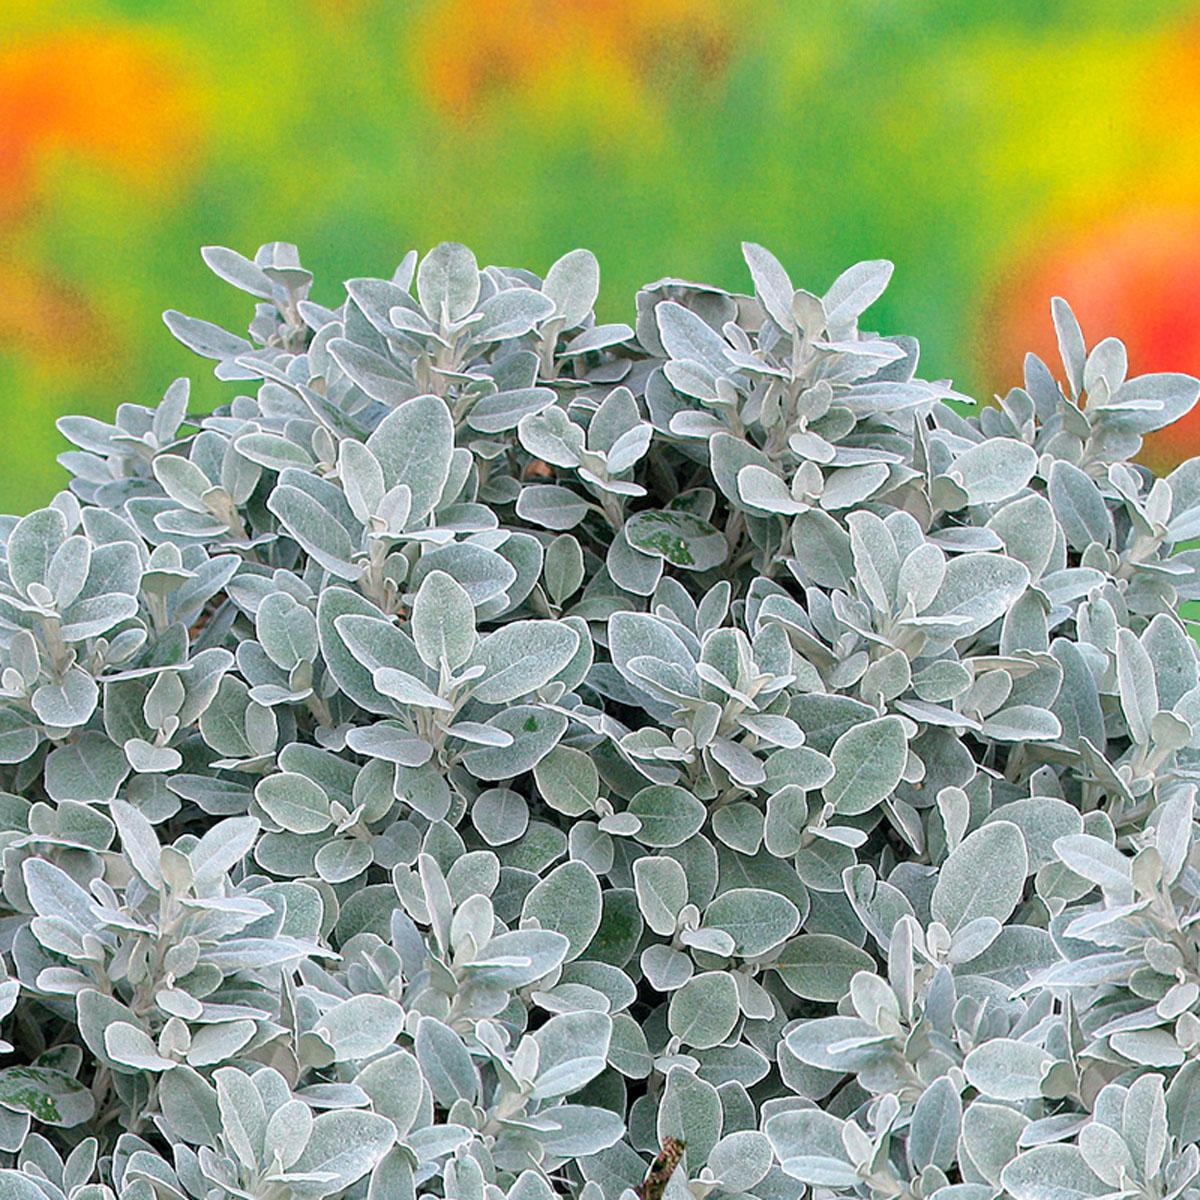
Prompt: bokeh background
<box><xmin>3</xmin><ymin>0</ymin><xmax>1200</xmax><ymax>513</ymax></box>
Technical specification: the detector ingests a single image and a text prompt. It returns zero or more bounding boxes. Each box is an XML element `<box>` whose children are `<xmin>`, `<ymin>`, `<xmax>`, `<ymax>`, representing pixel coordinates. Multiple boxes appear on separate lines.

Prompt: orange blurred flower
<box><xmin>0</xmin><ymin>259</ymin><xmax>108</xmax><ymax>376</ymax></box>
<box><xmin>0</xmin><ymin>26</ymin><xmax>204</xmax><ymax>372</ymax></box>
<box><xmin>0</xmin><ymin>27</ymin><xmax>203</xmax><ymax>218</ymax></box>
<box><xmin>410</xmin><ymin>0</ymin><xmax>739</xmax><ymax>127</ymax></box>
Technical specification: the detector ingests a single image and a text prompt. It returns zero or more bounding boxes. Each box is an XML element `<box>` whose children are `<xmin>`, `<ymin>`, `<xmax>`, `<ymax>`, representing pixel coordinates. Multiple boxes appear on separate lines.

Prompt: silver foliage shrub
<box><xmin>2</xmin><ymin>239</ymin><xmax>1200</xmax><ymax>1200</ymax></box>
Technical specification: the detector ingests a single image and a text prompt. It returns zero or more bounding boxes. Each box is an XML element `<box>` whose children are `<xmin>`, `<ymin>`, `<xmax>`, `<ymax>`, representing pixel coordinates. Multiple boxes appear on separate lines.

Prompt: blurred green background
<box><xmin>4</xmin><ymin>0</ymin><xmax>1200</xmax><ymax>513</ymax></box>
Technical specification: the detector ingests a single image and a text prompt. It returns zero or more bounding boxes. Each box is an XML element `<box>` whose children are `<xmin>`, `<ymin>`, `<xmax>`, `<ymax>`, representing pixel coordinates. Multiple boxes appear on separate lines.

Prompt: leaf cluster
<box><xmin>1</xmin><ymin>239</ymin><xmax>1200</xmax><ymax>1200</ymax></box>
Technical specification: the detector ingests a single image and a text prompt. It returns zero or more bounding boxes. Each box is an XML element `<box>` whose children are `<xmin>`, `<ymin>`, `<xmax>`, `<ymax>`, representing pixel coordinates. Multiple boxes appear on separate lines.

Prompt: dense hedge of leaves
<box><xmin>2</xmin><ymin>240</ymin><xmax>1200</xmax><ymax>1200</ymax></box>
